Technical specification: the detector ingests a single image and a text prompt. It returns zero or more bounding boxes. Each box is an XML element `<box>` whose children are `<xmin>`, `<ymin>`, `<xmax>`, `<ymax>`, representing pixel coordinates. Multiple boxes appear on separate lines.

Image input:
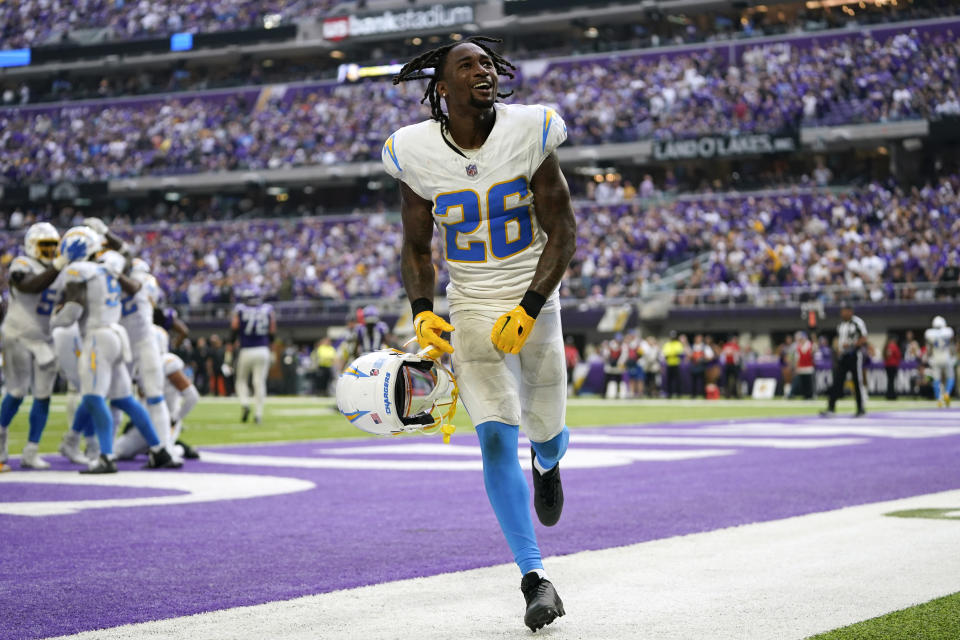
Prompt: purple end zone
<box><xmin>2</xmin><ymin>411</ymin><xmax>959</xmax><ymax>639</ymax></box>
<box><xmin>0</xmin><ymin>484</ymin><xmax>185</xmax><ymax>502</ymax></box>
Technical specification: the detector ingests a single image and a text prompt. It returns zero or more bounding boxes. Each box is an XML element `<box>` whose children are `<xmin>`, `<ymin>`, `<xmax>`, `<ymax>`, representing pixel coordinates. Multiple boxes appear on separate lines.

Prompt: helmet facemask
<box><xmin>395</xmin><ymin>357</ymin><xmax>459</xmax><ymax>443</ymax></box>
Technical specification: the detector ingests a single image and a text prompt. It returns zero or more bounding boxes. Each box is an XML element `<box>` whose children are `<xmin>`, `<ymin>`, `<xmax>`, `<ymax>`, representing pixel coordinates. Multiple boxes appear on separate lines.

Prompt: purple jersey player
<box><xmin>230</xmin><ymin>295</ymin><xmax>276</xmax><ymax>424</ymax></box>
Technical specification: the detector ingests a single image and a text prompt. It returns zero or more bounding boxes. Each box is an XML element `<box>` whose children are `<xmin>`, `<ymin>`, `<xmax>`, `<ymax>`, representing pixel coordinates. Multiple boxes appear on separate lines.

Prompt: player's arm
<box><xmin>116</xmin><ymin>273</ymin><xmax>142</xmax><ymax>296</ymax></box>
<box><xmin>491</xmin><ymin>151</ymin><xmax>576</xmax><ymax>354</ymax></box>
<box><xmin>528</xmin><ymin>152</ymin><xmax>576</xmax><ymax>301</ymax></box>
<box><xmin>400</xmin><ymin>181</ymin><xmax>453</xmax><ymax>357</ymax></box>
<box><xmin>9</xmin><ymin>267</ymin><xmax>61</xmax><ymax>294</ymax></box>
<box><xmin>167</xmin><ymin>370</ymin><xmax>199</xmax><ymax>423</ymax></box>
<box><xmin>51</xmin><ymin>281</ymin><xmax>86</xmax><ymax>328</ymax></box>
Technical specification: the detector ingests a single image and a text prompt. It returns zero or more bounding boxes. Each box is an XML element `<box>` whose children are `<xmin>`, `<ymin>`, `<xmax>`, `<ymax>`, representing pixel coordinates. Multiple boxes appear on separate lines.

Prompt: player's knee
<box><xmin>476</xmin><ymin>421</ymin><xmax>518</xmax><ymax>460</ymax></box>
<box><xmin>532</xmin><ymin>426</ymin><xmax>568</xmax><ymax>463</ymax></box>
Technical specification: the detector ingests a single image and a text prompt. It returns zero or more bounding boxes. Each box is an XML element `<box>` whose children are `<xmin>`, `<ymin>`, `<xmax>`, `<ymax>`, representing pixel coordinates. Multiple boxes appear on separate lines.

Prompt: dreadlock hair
<box><xmin>392</xmin><ymin>36</ymin><xmax>517</xmax><ymax>135</ymax></box>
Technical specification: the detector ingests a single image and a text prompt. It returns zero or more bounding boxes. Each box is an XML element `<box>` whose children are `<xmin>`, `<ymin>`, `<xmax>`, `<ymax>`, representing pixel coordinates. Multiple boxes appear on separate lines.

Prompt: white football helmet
<box><xmin>58</xmin><ymin>226</ymin><xmax>103</xmax><ymax>264</ymax></box>
<box><xmin>933</xmin><ymin>316</ymin><xmax>947</xmax><ymax>329</ymax></box>
<box><xmin>336</xmin><ymin>349</ymin><xmax>459</xmax><ymax>442</ymax></box>
<box><xmin>97</xmin><ymin>249</ymin><xmax>126</xmax><ymax>274</ymax></box>
<box><xmin>24</xmin><ymin>222</ymin><xmax>61</xmax><ymax>264</ymax></box>
<box><xmin>130</xmin><ymin>257</ymin><xmax>151</xmax><ymax>275</ymax></box>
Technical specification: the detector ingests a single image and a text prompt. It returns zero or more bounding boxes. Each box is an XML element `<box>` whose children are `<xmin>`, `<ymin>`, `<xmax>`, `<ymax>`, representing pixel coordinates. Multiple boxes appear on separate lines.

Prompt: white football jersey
<box><xmin>925</xmin><ymin>326</ymin><xmax>956</xmax><ymax>361</ymax></box>
<box><xmin>382</xmin><ymin>102</ymin><xmax>568</xmax><ymax>313</ymax></box>
<box><xmin>57</xmin><ymin>261</ymin><xmax>122</xmax><ymax>333</ymax></box>
<box><xmin>120</xmin><ymin>271</ymin><xmax>160</xmax><ymax>345</ymax></box>
<box><xmin>1</xmin><ymin>256</ymin><xmax>58</xmax><ymax>341</ymax></box>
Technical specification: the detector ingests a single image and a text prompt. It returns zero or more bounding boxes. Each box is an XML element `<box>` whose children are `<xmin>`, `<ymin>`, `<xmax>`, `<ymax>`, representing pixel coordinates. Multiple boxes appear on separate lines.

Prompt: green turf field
<box><xmin>0</xmin><ymin>394</ymin><xmax>940</xmax><ymax>452</ymax></box>
<box><xmin>807</xmin><ymin>592</ymin><xmax>960</xmax><ymax>640</ymax></box>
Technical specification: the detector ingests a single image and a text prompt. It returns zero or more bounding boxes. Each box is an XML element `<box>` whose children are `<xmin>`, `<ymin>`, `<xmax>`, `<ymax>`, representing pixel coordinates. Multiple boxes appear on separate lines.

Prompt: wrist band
<box><xmin>411</xmin><ymin>297</ymin><xmax>433</xmax><ymax>318</ymax></box>
<box><xmin>519</xmin><ymin>290</ymin><xmax>547</xmax><ymax>319</ymax></box>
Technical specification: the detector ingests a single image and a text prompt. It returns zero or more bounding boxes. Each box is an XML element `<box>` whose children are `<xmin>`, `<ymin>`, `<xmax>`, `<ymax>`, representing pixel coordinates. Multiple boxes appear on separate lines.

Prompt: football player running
<box><xmin>384</xmin><ymin>37</ymin><xmax>576</xmax><ymax>632</ymax></box>
<box><xmin>925</xmin><ymin>316</ymin><xmax>956</xmax><ymax>407</ymax></box>
<box><xmin>51</xmin><ymin>226</ymin><xmax>179</xmax><ymax>473</ymax></box>
<box><xmin>0</xmin><ymin>222</ymin><xmax>64</xmax><ymax>469</ymax></box>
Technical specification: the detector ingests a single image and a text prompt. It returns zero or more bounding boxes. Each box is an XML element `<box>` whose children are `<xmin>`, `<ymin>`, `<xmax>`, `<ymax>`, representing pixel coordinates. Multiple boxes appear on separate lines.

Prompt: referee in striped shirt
<box><xmin>821</xmin><ymin>302</ymin><xmax>869</xmax><ymax>417</ymax></box>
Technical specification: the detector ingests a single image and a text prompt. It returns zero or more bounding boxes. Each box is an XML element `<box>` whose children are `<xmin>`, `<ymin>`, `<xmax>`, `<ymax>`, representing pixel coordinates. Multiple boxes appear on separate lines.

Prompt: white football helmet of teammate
<box><xmin>130</xmin><ymin>257</ymin><xmax>151</xmax><ymax>275</ymax></box>
<box><xmin>933</xmin><ymin>316</ymin><xmax>947</xmax><ymax>329</ymax></box>
<box><xmin>58</xmin><ymin>226</ymin><xmax>104</xmax><ymax>264</ymax></box>
<box><xmin>336</xmin><ymin>349</ymin><xmax>459</xmax><ymax>443</ymax></box>
<box><xmin>24</xmin><ymin>222</ymin><xmax>61</xmax><ymax>264</ymax></box>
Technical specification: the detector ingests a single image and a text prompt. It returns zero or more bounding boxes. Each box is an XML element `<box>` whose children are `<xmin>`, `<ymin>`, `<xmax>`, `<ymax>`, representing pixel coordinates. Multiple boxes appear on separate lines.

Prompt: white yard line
<box><xmin>48</xmin><ymin>489</ymin><xmax>960</xmax><ymax>640</ymax></box>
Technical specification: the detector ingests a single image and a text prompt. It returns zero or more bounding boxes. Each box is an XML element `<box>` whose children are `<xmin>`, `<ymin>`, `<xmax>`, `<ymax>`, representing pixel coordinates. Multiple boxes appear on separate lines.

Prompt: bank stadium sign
<box><xmin>323</xmin><ymin>5</ymin><xmax>474</xmax><ymax>41</ymax></box>
<box><xmin>653</xmin><ymin>132</ymin><xmax>798</xmax><ymax>161</ymax></box>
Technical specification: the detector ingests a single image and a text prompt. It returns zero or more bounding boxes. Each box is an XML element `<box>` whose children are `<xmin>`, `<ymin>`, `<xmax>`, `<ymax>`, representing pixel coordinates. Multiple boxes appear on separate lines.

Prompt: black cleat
<box><xmin>176</xmin><ymin>439</ymin><xmax>200</xmax><ymax>459</ymax></box>
<box><xmin>854</xmin><ymin>410</ymin><xmax>867</xmax><ymax>417</ymax></box>
<box><xmin>818</xmin><ymin>410</ymin><xmax>834</xmax><ymax>418</ymax></box>
<box><xmin>144</xmin><ymin>448</ymin><xmax>183</xmax><ymax>469</ymax></box>
<box><xmin>240</xmin><ymin>406</ymin><xmax>250</xmax><ymax>423</ymax></box>
<box><xmin>531</xmin><ymin>447</ymin><xmax>564</xmax><ymax>527</ymax></box>
<box><xmin>80</xmin><ymin>454</ymin><xmax>117</xmax><ymax>474</ymax></box>
<box><xmin>521</xmin><ymin>572</ymin><xmax>565</xmax><ymax>632</ymax></box>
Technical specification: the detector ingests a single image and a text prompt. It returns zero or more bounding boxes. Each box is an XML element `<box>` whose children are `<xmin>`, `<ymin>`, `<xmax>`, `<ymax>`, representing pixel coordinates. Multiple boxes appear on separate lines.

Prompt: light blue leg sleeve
<box><xmin>0</xmin><ymin>394</ymin><xmax>24</xmax><ymax>427</ymax></box>
<box><xmin>28</xmin><ymin>398</ymin><xmax>50</xmax><ymax>444</ymax></box>
<box><xmin>531</xmin><ymin>426</ymin><xmax>570</xmax><ymax>471</ymax></box>
<box><xmin>81</xmin><ymin>395</ymin><xmax>114</xmax><ymax>455</ymax></box>
<box><xmin>475</xmin><ymin>421</ymin><xmax>542</xmax><ymax>575</ymax></box>
<box><xmin>110</xmin><ymin>396</ymin><xmax>160</xmax><ymax>447</ymax></box>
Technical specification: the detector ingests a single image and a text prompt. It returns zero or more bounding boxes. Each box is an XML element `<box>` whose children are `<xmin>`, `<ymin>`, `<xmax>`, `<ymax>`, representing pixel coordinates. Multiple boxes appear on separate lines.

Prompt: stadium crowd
<box><xmin>0</xmin><ymin>176</ymin><xmax>957</xmax><ymax>306</ymax></box>
<box><xmin>1</xmin><ymin>0</ymin><xmax>337</xmax><ymax>50</ymax></box>
<box><xmin>5</xmin><ymin>1</ymin><xmax>959</xmax><ymax>106</ymax></box>
<box><xmin>3</xmin><ymin>23</ymin><xmax>960</xmax><ymax>184</ymax></box>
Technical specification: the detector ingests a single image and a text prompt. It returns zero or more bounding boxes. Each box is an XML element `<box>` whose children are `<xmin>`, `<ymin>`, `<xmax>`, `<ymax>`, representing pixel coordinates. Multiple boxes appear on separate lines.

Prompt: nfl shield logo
<box><xmin>465</xmin><ymin>163</ymin><xmax>478</xmax><ymax>177</ymax></box>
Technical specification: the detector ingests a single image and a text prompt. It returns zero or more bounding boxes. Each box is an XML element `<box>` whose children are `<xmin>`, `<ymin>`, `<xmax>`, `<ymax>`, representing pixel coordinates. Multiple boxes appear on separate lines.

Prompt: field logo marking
<box><xmin>0</xmin><ymin>472</ymin><xmax>315</xmax><ymax>517</ymax></box>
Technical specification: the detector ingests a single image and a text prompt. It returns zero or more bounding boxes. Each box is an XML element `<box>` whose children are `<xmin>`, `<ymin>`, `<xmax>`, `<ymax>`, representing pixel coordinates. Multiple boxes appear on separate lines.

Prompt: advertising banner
<box><xmin>323</xmin><ymin>4</ymin><xmax>474</xmax><ymax>41</ymax></box>
<box><xmin>653</xmin><ymin>131</ymin><xmax>799</xmax><ymax>161</ymax></box>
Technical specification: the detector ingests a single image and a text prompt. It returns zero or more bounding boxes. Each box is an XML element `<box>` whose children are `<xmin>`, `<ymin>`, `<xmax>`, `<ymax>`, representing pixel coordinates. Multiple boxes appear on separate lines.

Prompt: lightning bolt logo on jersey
<box><xmin>381</xmin><ymin>103</ymin><xmax>567</xmax><ymax>314</ymax></box>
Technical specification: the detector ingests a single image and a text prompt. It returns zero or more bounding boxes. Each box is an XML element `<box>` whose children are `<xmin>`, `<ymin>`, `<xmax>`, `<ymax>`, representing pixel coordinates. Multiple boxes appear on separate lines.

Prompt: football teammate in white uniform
<box><xmin>51</xmin><ymin>227</ymin><xmax>179</xmax><ymax>473</ymax></box>
<box><xmin>118</xmin><ymin>258</ymin><xmax>174</xmax><ymax>451</ymax></box>
<box><xmin>925</xmin><ymin>316</ymin><xmax>956</xmax><ymax>407</ymax></box>
<box><xmin>53</xmin><ymin>322</ymin><xmax>101</xmax><ymax>464</ymax></box>
<box><xmin>0</xmin><ymin>222</ymin><xmax>64</xmax><ymax>469</ymax></box>
<box><xmin>385</xmin><ymin>37</ymin><xmax>575</xmax><ymax>632</ymax></box>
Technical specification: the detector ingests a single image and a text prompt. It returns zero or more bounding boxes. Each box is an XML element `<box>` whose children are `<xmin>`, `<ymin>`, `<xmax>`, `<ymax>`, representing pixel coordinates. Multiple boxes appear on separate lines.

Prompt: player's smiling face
<box><xmin>439</xmin><ymin>43</ymin><xmax>498</xmax><ymax>111</ymax></box>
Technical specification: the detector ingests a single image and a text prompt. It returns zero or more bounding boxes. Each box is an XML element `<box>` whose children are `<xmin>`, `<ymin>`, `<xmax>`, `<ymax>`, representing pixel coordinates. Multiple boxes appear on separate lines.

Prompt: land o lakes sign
<box><xmin>653</xmin><ymin>132</ymin><xmax>799</xmax><ymax>161</ymax></box>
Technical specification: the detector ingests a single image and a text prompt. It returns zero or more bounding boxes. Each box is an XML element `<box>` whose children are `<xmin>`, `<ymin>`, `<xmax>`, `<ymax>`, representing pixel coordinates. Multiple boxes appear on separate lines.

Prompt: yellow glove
<box><xmin>413</xmin><ymin>311</ymin><xmax>454</xmax><ymax>359</ymax></box>
<box><xmin>491</xmin><ymin>305</ymin><xmax>536</xmax><ymax>354</ymax></box>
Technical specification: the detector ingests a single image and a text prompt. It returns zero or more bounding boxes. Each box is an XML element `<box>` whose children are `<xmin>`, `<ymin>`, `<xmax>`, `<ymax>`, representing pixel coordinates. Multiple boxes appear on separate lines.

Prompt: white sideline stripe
<box><xmin>572</xmin><ymin>433</ymin><xmax>866</xmax><ymax>449</ymax></box>
<box><xmin>199</xmin><ymin>447</ymin><xmax>734</xmax><ymax>471</ymax></box>
<box><xmin>615</xmin><ymin>422</ymin><xmax>960</xmax><ymax>439</ymax></box>
<box><xmin>49</xmin><ymin>489</ymin><xmax>960</xmax><ymax>640</ymax></box>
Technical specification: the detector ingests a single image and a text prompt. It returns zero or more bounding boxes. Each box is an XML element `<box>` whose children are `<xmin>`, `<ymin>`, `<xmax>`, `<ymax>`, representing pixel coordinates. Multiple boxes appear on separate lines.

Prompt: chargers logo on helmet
<box><xmin>58</xmin><ymin>226</ymin><xmax>103</xmax><ymax>264</ymax></box>
<box><xmin>383</xmin><ymin>372</ymin><xmax>392</xmax><ymax>415</ymax></box>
